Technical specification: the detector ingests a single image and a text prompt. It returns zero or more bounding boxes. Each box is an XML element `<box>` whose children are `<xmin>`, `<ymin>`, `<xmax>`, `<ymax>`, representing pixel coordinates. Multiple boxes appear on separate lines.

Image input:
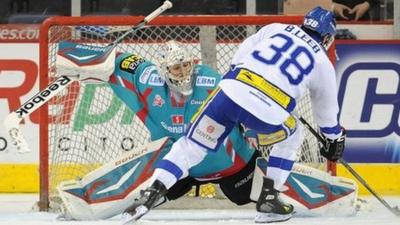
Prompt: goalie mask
<box><xmin>158</xmin><ymin>40</ymin><xmax>194</xmax><ymax>96</ymax></box>
<box><xmin>302</xmin><ymin>6</ymin><xmax>336</xmax><ymax>50</ymax></box>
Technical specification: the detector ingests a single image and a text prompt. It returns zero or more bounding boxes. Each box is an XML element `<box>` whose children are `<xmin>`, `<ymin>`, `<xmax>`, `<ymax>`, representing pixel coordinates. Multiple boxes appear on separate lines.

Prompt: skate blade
<box><xmin>254</xmin><ymin>211</ymin><xmax>292</xmax><ymax>223</ymax></box>
<box><xmin>121</xmin><ymin>206</ymin><xmax>149</xmax><ymax>225</ymax></box>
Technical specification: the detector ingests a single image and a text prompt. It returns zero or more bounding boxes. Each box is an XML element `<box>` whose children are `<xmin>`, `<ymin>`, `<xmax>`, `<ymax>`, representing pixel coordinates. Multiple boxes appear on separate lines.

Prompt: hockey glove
<box><xmin>319</xmin><ymin>128</ymin><xmax>346</xmax><ymax>161</ymax></box>
<box><xmin>56</xmin><ymin>41</ymin><xmax>115</xmax><ymax>81</ymax></box>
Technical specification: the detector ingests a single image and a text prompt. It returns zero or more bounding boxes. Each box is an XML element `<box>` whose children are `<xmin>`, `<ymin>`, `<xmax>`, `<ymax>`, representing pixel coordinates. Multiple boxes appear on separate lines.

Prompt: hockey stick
<box><xmin>108</xmin><ymin>0</ymin><xmax>173</xmax><ymax>49</ymax></box>
<box><xmin>296</xmin><ymin>115</ymin><xmax>400</xmax><ymax>217</ymax></box>
<box><xmin>3</xmin><ymin>1</ymin><xmax>173</xmax><ymax>153</ymax></box>
<box><xmin>4</xmin><ymin>76</ymin><xmax>77</xmax><ymax>153</ymax></box>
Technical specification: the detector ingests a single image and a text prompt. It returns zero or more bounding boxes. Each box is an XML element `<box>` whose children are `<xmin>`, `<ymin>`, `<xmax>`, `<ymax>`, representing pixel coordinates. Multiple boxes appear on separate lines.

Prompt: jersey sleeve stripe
<box><xmin>320</xmin><ymin>124</ymin><xmax>341</xmax><ymax>135</ymax></box>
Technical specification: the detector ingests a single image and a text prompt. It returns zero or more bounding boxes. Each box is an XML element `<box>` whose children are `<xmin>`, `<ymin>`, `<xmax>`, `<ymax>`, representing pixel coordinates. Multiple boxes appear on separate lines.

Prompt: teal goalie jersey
<box><xmin>108</xmin><ymin>53</ymin><xmax>255</xmax><ymax>180</ymax></box>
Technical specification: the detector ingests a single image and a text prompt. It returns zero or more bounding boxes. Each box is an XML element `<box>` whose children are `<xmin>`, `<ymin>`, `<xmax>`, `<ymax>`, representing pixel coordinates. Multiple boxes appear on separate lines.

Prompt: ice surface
<box><xmin>0</xmin><ymin>194</ymin><xmax>399</xmax><ymax>225</ymax></box>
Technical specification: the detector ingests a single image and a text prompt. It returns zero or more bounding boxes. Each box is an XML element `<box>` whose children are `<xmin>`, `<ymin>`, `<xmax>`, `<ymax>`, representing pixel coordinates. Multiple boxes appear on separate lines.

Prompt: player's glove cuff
<box><xmin>319</xmin><ymin>128</ymin><xmax>346</xmax><ymax>161</ymax></box>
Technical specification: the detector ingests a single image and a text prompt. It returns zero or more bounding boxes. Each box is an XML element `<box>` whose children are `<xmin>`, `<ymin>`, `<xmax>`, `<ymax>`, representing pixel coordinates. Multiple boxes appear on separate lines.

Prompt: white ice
<box><xmin>0</xmin><ymin>194</ymin><xmax>399</xmax><ymax>225</ymax></box>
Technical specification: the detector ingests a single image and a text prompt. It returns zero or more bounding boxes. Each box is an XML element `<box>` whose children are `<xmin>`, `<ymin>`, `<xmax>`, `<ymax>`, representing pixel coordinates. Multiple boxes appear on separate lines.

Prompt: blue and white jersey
<box><xmin>108</xmin><ymin>53</ymin><xmax>255</xmax><ymax>180</ymax></box>
<box><xmin>223</xmin><ymin>23</ymin><xmax>341</xmax><ymax>139</ymax></box>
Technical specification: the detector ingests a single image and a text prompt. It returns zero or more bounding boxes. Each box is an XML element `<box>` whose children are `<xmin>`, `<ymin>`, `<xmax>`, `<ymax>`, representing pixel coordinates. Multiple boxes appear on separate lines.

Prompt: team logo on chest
<box><xmin>196</xmin><ymin>76</ymin><xmax>216</xmax><ymax>87</ymax></box>
<box><xmin>152</xmin><ymin>94</ymin><xmax>165</xmax><ymax>107</ymax></box>
<box><xmin>171</xmin><ymin>114</ymin><xmax>184</xmax><ymax>125</ymax></box>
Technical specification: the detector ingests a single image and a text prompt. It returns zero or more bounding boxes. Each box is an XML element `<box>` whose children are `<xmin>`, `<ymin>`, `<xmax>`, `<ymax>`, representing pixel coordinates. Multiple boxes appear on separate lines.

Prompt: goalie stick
<box><xmin>3</xmin><ymin>1</ymin><xmax>173</xmax><ymax>153</ymax></box>
<box><xmin>296</xmin><ymin>115</ymin><xmax>400</xmax><ymax>217</ymax></box>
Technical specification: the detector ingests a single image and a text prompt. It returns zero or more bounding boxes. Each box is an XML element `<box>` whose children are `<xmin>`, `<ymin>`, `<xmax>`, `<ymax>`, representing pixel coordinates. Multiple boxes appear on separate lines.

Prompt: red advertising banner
<box><xmin>0</xmin><ymin>24</ymin><xmax>39</xmax><ymax>43</ymax></box>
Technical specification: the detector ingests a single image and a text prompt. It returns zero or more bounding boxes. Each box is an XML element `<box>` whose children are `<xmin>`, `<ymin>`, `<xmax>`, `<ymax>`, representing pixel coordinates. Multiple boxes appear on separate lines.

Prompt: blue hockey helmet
<box><xmin>303</xmin><ymin>6</ymin><xmax>336</xmax><ymax>50</ymax></box>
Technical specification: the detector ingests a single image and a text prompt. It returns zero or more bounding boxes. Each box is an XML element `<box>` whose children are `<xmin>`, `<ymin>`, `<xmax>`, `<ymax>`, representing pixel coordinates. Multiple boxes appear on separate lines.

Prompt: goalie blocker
<box><xmin>56</xmin><ymin>41</ymin><xmax>116</xmax><ymax>81</ymax></box>
<box><xmin>57</xmin><ymin>137</ymin><xmax>359</xmax><ymax>220</ymax></box>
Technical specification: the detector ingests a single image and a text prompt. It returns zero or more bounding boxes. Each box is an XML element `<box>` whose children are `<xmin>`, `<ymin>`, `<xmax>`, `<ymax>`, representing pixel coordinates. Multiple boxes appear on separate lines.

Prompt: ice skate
<box><xmin>255</xmin><ymin>177</ymin><xmax>294</xmax><ymax>223</ymax></box>
<box><xmin>121</xmin><ymin>180</ymin><xmax>167</xmax><ymax>224</ymax></box>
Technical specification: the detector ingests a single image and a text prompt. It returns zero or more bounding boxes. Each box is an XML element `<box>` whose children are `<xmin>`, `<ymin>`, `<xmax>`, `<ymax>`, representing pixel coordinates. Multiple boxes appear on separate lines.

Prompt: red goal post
<box><xmin>38</xmin><ymin>15</ymin><xmax>336</xmax><ymax>211</ymax></box>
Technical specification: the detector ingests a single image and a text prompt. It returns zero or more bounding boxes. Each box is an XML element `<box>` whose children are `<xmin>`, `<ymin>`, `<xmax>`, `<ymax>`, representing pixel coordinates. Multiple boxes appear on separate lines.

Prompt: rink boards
<box><xmin>0</xmin><ymin>38</ymin><xmax>399</xmax><ymax>194</ymax></box>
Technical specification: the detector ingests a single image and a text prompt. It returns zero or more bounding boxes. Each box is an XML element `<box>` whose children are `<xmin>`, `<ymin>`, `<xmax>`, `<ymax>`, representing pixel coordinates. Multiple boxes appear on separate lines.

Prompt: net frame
<box><xmin>38</xmin><ymin>15</ymin><xmax>336</xmax><ymax>211</ymax></box>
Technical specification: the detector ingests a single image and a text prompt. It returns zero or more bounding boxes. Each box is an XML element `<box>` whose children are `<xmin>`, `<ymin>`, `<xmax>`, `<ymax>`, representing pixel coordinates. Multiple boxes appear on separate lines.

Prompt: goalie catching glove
<box><xmin>319</xmin><ymin>128</ymin><xmax>346</xmax><ymax>161</ymax></box>
<box><xmin>56</xmin><ymin>41</ymin><xmax>115</xmax><ymax>81</ymax></box>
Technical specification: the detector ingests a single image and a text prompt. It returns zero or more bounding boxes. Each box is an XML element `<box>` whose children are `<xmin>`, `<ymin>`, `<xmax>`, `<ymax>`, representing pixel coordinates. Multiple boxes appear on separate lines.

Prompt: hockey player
<box><xmin>55</xmin><ymin>40</ymin><xmax>263</xmax><ymax>220</ymax></box>
<box><xmin>123</xmin><ymin>6</ymin><xmax>347</xmax><ymax>223</ymax></box>
<box><xmin>107</xmin><ymin>39</ymin><xmax>258</xmax><ymax>204</ymax></box>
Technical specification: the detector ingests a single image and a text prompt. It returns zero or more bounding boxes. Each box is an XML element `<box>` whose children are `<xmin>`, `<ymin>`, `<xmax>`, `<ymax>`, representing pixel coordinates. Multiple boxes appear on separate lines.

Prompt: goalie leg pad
<box><xmin>57</xmin><ymin>137</ymin><xmax>171</xmax><ymax>220</ymax></box>
<box><xmin>251</xmin><ymin>157</ymin><xmax>358</xmax><ymax>217</ymax></box>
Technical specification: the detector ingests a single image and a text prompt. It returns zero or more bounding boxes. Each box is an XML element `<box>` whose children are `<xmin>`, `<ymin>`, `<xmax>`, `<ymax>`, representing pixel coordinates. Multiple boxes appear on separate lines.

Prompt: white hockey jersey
<box><xmin>220</xmin><ymin>23</ymin><xmax>341</xmax><ymax>139</ymax></box>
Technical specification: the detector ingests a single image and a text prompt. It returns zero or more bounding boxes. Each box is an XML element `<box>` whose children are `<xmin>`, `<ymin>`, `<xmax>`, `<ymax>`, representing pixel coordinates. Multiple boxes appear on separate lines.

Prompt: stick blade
<box><xmin>392</xmin><ymin>206</ymin><xmax>400</xmax><ymax>217</ymax></box>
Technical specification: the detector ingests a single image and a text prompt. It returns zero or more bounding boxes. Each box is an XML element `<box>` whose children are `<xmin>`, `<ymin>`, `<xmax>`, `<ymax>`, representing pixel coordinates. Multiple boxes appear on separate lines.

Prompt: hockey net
<box><xmin>38</xmin><ymin>15</ymin><xmax>335</xmax><ymax>211</ymax></box>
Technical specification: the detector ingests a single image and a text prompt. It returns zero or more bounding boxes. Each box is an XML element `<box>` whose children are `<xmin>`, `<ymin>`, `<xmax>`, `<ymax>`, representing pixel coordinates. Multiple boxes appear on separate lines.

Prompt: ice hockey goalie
<box><xmin>56</xmin><ymin>137</ymin><xmax>358</xmax><ymax>220</ymax></box>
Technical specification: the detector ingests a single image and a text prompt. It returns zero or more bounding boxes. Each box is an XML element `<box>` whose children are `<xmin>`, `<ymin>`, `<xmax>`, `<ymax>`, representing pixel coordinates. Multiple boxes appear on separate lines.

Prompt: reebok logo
<box><xmin>15</xmin><ymin>76</ymin><xmax>73</xmax><ymax>117</ymax></box>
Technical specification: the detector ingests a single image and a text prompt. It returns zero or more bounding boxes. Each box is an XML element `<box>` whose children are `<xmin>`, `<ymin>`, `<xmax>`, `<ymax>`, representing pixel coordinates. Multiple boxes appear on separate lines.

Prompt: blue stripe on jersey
<box><xmin>320</xmin><ymin>124</ymin><xmax>341</xmax><ymax>134</ymax></box>
<box><xmin>156</xmin><ymin>159</ymin><xmax>183</xmax><ymax>180</ymax></box>
<box><xmin>268</xmin><ymin>156</ymin><xmax>294</xmax><ymax>171</ymax></box>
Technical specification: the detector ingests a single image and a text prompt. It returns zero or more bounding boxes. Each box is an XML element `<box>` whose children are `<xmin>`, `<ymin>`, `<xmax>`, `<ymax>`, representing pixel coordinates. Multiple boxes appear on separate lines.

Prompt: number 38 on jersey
<box><xmin>252</xmin><ymin>33</ymin><xmax>315</xmax><ymax>85</ymax></box>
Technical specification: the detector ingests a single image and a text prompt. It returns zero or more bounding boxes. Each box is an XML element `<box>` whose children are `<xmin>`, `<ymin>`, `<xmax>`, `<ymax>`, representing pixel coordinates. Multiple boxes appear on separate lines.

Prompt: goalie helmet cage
<box><xmin>38</xmin><ymin>15</ymin><xmax>336</xmax><ymax>211</ymax></box>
